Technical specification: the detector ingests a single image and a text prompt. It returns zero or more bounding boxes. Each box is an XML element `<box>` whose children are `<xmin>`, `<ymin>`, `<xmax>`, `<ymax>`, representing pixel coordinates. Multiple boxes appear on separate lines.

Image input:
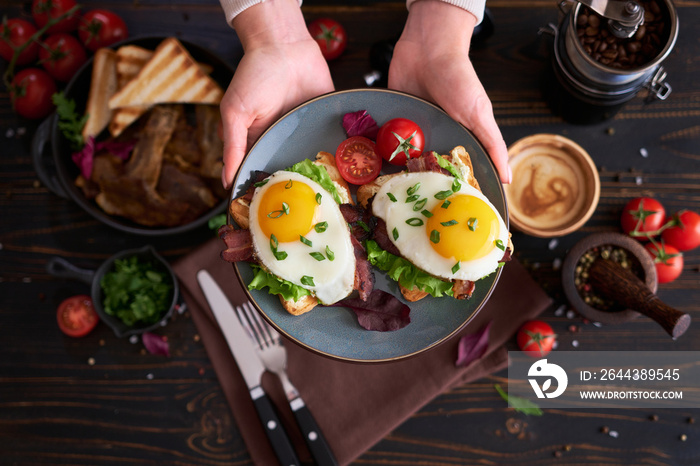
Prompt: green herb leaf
<box><xmin>300</xmin><ymin>235</ymin><xmax>312</xmax><ymax>247</ymax></box>
<box><xmin>301</xmin><ymin>275</ymin><xmax>315</xmax><ymax>286</ymax></box>
<box><xmin>309</xmin><ymin>252</ymin><xmax>326</xmax><ymax>261</ymax></box>
<box><xmin>314</xmin><ymin>221</ymin><xmax>328</xmax><ymax>233</ymax></box>
<box><xmin>494</xmin><ymin>384</ymin><xmax>543</xmax><ymax>416</ymax></box>
<box><xmin>392</xmin><ymin>227</ymin><xmax>399</xmax><ymax>241</ymax></box>
<box><xmin>387</xmin><ymin>192</ymin><xmax>397</xmax><ymax>202</ymax></box>
<box><xmin>315</xmin><ymin>192</ymin><xmax>322</xmax><ymax>205</ymax></box>
<box><xmin>285</xmin><ymin>179</ymin><xmax>293</xmax><ymax>189</ymax></box>
<box><xmin>413</xmin><ymin>198</ymin><xmax>427</xmax><ymax>211</ymax></box>
<box><xmin>441</xmin><ymin>200</ymin><xmax>451</xmax><ymax>209</ymax></box>
<box><xmin>406</xmin><ymin>218</ymin><xmax>424</xmax><ymax>226</ymax></box>
<box><xmin>254</xmin><ymin>179</ymin><xmax>269</xmax><ymax>188</ymax></box>
<box><xmin>421</xmin><ymin>209</ymin><xmax>433</xmax><ymax>218</ymax></box>
<box><xmin>441</xmin><ymin>219</ymin><xmax>458</xmax><ymax>227</ymax></box>
<box><xmin>495</xmin><ymin>239</ymin><xmax>506</xmax><ymax>251</ymax></box>
<box><xmin>435</xmin><ymin>190</ymin><xmax>453</xmax><ymax>200</ymax></box>
<box><xmin>208</xmin><ymin>214</ymin><xmax>227</xmax><ymax>230</ymax></box>
<box><xmin>407</xmin><ymin>182</ymin><xmax>421</xmax><ymax>196</ymax></box>
<box><xmin>430</xmin><ymin>230</ymin><xmax>440</xmax><ymax>244</ymax></box>
<box><xmin>434</xmin><ymin>152</ymin><xmax>464</xmax><ymax>180</ymax></box>
<box><xmin>452</xmin><ymin>261</ymin><xmax>461</xmax><ymax>273</ymax></box>
<box><xmin>52</xmin><ymin>92</ymin><xmax>87</xmax><ymax>151</ymax></box>
<box><xmin>406</xmin><ymin>194</ymin><xmax>420</xmax><ymax>203</ymax></box>
<box><xmin>357</xmin><ymin>220</ymin><xmax>370</xmax><ymax>232</ymax></box>
<box><xmin>468</xmin><ymin>217</ymin><xmax>478</xmax><ymax>231</ymax></box>
<box><xmin>326</xmin><ymin>245</ymin><xmax>335</xmax><ymax>261</ymax></box>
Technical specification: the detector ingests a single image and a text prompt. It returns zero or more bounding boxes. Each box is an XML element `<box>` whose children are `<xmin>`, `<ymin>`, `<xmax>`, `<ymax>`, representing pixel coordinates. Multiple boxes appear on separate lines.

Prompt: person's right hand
<box><xmin>219</xmin><ymin>0</ymin><xmax>334</xmax><ymax>189</ymax></box>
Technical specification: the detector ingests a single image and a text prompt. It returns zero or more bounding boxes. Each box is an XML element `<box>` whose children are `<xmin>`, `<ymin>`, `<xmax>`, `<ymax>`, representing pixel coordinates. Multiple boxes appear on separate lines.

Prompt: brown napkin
<box><xmin>174</xmin><ymin>239</ymin><xmax>552</xmax><ymax>465</ymax></box>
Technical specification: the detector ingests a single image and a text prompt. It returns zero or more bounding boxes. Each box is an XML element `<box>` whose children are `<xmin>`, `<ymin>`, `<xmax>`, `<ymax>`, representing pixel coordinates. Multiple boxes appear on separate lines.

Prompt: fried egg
<box><xmin>248</xmin><ymin>170</ymin><xmax>356</xmax><ymax>304</ymax></box>
<box><xmin>372</xmin><ymin>171</ymin><xmax>508</xmax><ymax>282</ymax></box>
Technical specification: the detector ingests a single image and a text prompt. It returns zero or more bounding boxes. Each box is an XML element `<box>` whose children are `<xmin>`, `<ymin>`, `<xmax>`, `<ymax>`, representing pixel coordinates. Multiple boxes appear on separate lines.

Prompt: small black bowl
<box><xmin>47</xmin><ymin>245</ymin><xmax>178</xmax><ymax>337</ymax></box>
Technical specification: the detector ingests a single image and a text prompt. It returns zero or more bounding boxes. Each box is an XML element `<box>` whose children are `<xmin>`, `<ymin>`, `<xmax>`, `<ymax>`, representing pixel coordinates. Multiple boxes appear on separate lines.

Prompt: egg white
<box><xmin>248</xmin><ymin>170</ymin><xmax>356</xmax><ymax>304</ymax></box>
<box><xmin>372</xmin><ymin>172</ymin><xmax>508</xmax><ymax>282</ymax></box>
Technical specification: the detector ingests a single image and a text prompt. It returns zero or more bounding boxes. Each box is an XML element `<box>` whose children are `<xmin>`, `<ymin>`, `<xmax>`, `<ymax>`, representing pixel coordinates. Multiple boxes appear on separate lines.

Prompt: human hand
<box><xmin>219</xmin><ymin>0</ymin><xmax>334</xmax><ymax>189</ymax></box>
<box><xmin>388</xmin><ymin>0</ymin><xmax>511</xmax><ymax>184</ymax></box>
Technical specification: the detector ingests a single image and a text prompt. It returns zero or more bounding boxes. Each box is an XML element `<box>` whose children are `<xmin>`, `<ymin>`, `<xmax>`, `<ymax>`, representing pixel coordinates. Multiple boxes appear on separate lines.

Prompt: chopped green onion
<box><xmin>285</xmin><ymin>179</ymin><xmax>293</xmax><ymax>189</ymax></box>
<box><xmin>270</xmin><ymin>234</ymin><xmax>288</xmax><ymax>260</ymax></box>
<box><xmin>406</xmin><ymin>218</ymin><xmax>424</xmax><ymax>227</ymax></box>
<box><xmin>392</xmin><ymin>227</ymin><xmax>399</xmax><ymax>241</ymax></box>
<box><xmin>357</xmin><ymin>220</ymin><xmax>370</xmax><ymax>232</ymax></box>
<box><xmin>434</xmin><ymin>190</ymin><xmax>453</xmax><ymax>200</ymax></box>
<box><xmin>300</xmin><ymin>235</ymin><xmax>312</xmax><ymax>247</ymax></box>
<box><xmin>267</xmin><ymin>202</ymin><xmax>290</xmax><ymax>218</ymax></box>
<box><xmin>451</xmin><ymin>179</ymin><xmax>462</xmax><ymax>192</ymax></box>
<box><xmin>421</xmin><ymin>209</ymin><xmax>433</xmax><ymax>218</ymax></box>
<box><xmin>387</xmin><ymin>192</ymin><xmax>397</xmax><ymax>202</ymax></box>
<box><xmin>495</xmin><ymin>239</ymin><xmax>506</xmax><ymax>251</ymax></box>
<box><xmin>430</xmin><ymin>230</ymin><xmax>440</xmax><ymax>244</ymax></box>
<box><xmin>254</xmin><ymin>179</ymin><xmax>269</xmax><ymax>187</ymax></box>
<box><xmin>301</xmin><ymin>276</ymin><xmax>315</xmax><ymax>286</ymax></box>
<box><xmin>407</xmin><ymin>182</ymin><xmax>421</xmax><ymax>196</ymax></box>
<box><xmin>406</xmin><ymin>194</ymin><xmax>420</xmax><ymax>203</ymax></box>
<box><xmin>440</xmin><ymin>219</ymin><xmax>458</xmax><ymax>227</ymax></box>
<box><xmin>309</xmin><ymin>252</ymin><xmax>326</xmax><ymax>261</ymax></box>
<box><xmin>413</xmin><ymin>198</ymin><xmax>427</xmax><ymax>211</ymax></box>
<box><xmin>315</xmin><ymin>192</ymin><xmax>322</xmax><ymax>204</ymax></box>
<box><xmin>314</xmin><ymin>222</ymin><xmax>328</xmax><ymax>233</ymax></box>
<box><xmin>468</xmin><ymin>217</ymin><xmax>478</xmax><ymax>231</ymax></box>
<box><xmin>326</xmin><ymin>245</ymin><xmax>335</xmax><ymax>261</ymax></box>
<box><xmin>452</xmin><ymin>261</ymin><xmax>461</xmax><ymax>273</ymax></box>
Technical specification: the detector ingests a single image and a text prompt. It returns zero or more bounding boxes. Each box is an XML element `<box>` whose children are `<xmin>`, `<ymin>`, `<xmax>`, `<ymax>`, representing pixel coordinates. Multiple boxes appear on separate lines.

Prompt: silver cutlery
<box><xmin>236</xmin><ymin>301</ymin><xmax>338</xmax><ymax>466</ymax></box>
<box><xmin>196</xmin><ymin>270</ymin><xmax>300</xmax><ymax>466</ymax></box>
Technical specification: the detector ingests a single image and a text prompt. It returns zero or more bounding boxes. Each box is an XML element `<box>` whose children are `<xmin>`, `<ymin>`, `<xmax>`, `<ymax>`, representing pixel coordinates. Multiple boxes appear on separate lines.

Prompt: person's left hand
<box><xmin>388</xmin><ymin>1</ymin><xmax>511</xmax><ymax>184</ymax></box>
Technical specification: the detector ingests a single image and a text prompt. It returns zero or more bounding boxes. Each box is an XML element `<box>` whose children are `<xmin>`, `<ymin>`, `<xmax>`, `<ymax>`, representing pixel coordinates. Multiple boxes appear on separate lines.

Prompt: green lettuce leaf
<box><xmin>365</xmin><ymin>240</ymin><xmax>454</xmax><ymax>298</ymax></box>
<box><xmin>247</xmin><ymin>264</ymin><xmax>311</xmax><ymax>302</ymax></box>
<box><xmin>286</xmin><ymin>159</ymin><xmax>342</xmax><ymax>204</ymax></box>
<box><xmin>434</xmin><ymin>152</ymin><xmax>463</xmax><ymax>180</ymax></box>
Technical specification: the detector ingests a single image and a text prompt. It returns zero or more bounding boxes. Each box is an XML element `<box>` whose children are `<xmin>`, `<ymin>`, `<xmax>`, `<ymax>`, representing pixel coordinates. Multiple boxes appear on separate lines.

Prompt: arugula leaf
<box><xmin>494</xmin><ymin>384</ymin><xmax>543</xmax><ymax>416</ymax></box>
<box><xmin>52</xmin><ymin>92</ymin><xmax>88</xmax><ymax>151</ymax></box>
<box><xmin>247</xmin><ymin>264</ymin><xmax>312</xmax><ymax>302</ymax></box>
<box><xmin>365</xmin><ymin>240</ymin><xmax>454</xmax><ymax>298</ymax></box>
<box><xmin>100</xmin><ymin>256</ymin><xmax>173</xmax><ymax>327</ymax></box>
<box><xmin>286</xmin><ymin>159</ymin><xmax>342</xmax><ymax>204</ymax></box>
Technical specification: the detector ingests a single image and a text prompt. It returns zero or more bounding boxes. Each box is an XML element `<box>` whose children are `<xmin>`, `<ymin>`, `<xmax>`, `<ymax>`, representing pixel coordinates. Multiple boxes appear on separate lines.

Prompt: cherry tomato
<box><xmin>39</xmin><ymin>33</ymin><xmax>87</xmax><ymax>82</ymax></box>
<box><xmin>646</xmin><ymin>242</ymin><xmax>683</xmax><ymax>284</ymax></box>
<box><xmin>56</xmin><ymin>295</ymin><xmax>99</xmax><ymax>337</ymax></box>
<box><xmin>0</xmin><ymin>18</ymin><xmax>39</xmax><ymax>66</ymax></box>
<box><xmin>376</xmin><ymin>118</ymin><xmax>425</xmax><ymax>166</ymax></box>
<box><xmin>620</xmin><ymin>197</ymin><xmax>666</xmax><ymax>240</ymax></box>
<box><xmin>32</xmin><ymin>0</ymin><xmax>80</xmax><ymax>34</ymax></box>
<box><xmin>308</xmin><ymin>18</ymin><xmax>347</xmax><ymax>61</ymax></box>
<box><xmin>10</xmin><ymin>68</ymin><xmax>57</xmax><ymax>120</ymax></box>
<box><xmin>661</xmin><ymin>210</ymin><xmax>700</xmax><ymax>252</ymax></box>
<box><xmin>78</xmin><ymin>9</ymin><xmax>128</xmax><ymax>52</ymax></box>
<box><xmin>517</xmin><ymin>320</ymin><xmax>556</xmax><ymax>358</ymax></box>
<box><xmin>335</xmin><ymin>136</ymin><xmax>382</xmax><ymax>185</ymax></box>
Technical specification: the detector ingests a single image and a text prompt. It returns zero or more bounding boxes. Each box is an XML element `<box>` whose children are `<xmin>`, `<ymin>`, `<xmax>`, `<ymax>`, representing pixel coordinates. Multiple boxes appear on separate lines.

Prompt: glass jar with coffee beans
<box><xmin>576</xmin><ymin>0</ymin><xmax>667</xmax><ymax>69</ymax></box>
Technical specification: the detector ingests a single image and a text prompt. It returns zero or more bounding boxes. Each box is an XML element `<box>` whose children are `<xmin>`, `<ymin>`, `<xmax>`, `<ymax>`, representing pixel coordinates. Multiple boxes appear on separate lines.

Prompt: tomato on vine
<box><xmin>308</xmin><ymin>18</ymin><xmax>347</xmax><ymax>61</ymax></box>
<box><xmin>32</xmin><ymin>0</ymin><xmax>80</xmax><ymax>34</ymax></box>
<box><xmin>375</xmin><ymin>118</ymin><xmax>425</xmax><ymax>166</ymax></box>
<box><xmin>0</xmin><ymin>18</ymin><xmax>40</xmax><ymax>66</ymax></box>
<box><xmin>39</xmin><ymin>33</ymin><xmax>87</xmax><ymax>82</ymax></box>
<box><xmin>517</xmin><ymin>320</ymin><xmax>556</xmax><ymax>358</ymax></box>
<box><xmin>645</xmin><ymin>242</ymin><xmax>683</xmax><ymax>284</ymax></box>
<box><xmin>78</xmin><ymin>9</ymin><xmax>128</xmax><ymax>51</ymax></box>
<box><xmin>620</xmin><ymin>197</ymin><xmax>665</xmax><ymax>240</ymax></box>
<box><xmin>661</xmin><ymin>210</ymin><xmax>700</xmax><ymax>252</ymax></box>
<box><xmin>10</xmin><ymin>68</ymin><xmax>56</xmax><ymax>119</ymax></box>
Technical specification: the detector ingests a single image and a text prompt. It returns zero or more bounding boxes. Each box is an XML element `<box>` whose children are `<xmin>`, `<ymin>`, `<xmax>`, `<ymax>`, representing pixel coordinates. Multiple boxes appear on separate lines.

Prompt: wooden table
<box><xmin>2</xmin><ymin>0</ymin><xmax>699</xmax><ymax>463</ymax></box>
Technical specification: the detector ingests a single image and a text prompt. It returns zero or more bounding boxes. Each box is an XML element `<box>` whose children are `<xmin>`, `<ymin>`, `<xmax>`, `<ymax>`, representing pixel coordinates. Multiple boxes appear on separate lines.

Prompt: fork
<box><xmin>236</xmin><ymin>302</ymin><xmax>338</xmax><ymax>466</ymax></box>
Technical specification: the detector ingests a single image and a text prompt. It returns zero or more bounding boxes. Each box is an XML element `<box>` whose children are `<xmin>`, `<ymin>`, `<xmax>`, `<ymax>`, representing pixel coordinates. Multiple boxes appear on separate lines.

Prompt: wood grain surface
<box><xmin>1</xmin><ymin>0</ymin><xmax>699</xmax><ymax>464</ymax></box>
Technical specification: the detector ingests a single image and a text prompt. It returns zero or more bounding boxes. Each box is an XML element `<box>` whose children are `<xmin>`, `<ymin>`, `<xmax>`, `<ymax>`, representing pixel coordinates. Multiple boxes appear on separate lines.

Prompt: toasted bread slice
<box><xmin>357</xmin><ymin>146</ymin><xmax>508</xmax><ymax>301</ymax></box>
<box><xmin>230</xmin><ymin>151</ymin><xmax>353</xmax><ymax>315</ymax></box>
<box><xmin>108</xmin><ymin>37</ymin><xmax>224</xmax><ymax>111</ymax></box>
<box><xmin>81</xmin><ymin>48</ymin><xmax>118</xmax><ymax>140</ymax></box>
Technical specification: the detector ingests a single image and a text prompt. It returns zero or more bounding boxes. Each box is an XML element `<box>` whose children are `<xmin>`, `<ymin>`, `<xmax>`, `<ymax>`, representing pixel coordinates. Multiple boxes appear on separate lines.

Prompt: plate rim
<box><xmin>230</xmin><ymin>88</ymin><xmax>508</xmax><ymax>363</ymax></box>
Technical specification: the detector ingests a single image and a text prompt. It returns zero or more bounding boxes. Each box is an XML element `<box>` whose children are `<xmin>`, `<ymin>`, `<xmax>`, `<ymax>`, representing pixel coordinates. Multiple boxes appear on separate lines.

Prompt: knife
<box><xmin>197</xmin><ymin>270</ymin><xmax>300</xmax><ymax>466</ymax></box>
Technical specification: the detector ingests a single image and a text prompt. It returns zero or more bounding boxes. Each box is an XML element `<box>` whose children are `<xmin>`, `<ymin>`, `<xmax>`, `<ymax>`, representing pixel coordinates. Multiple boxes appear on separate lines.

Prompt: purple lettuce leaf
<box><xmin>142</xmin><ymin>332</ymin><xmax>170</xmax><ymax>357</ymax></box>
<box><xmin>455</xmin><ymin>321</ymin><xmax>492</xmax><ymax>367</ymax></box>
<box><xmin>336</xmin><ymin>289</ymin><xmax>411</xmax><ymax>332</ymax></box>
<box><xmin>342</xmin><ymin>110</ymin><xmax>379</xmax><ymax>140</ymax></box>
<box><xmin>71</xmin><ymin>137</ymin><xmax>136</xmax><ymax>179</ymax></box>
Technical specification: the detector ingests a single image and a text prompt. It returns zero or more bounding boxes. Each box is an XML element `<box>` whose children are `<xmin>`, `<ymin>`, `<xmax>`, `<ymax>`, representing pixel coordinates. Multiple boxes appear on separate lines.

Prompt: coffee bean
<box><xmin>635</xmin><ymin>25</ymin><xmax>646</xmax><ymax>40</ymax></box>
<box><xmin>577</xmin><ymin>14</ymin><xmax>588</xmax><ymax>27</ymax></box>
<box><xmin>598</xmin><ymin>41</ymin><xmax>608</xmax><ymax>52</ymax></box>
<box><xmin>626</xmin><ymin>41</ymin><xmax>642</xmax><ymax>53</ymax></box>
<box><xmin>588</xmin><ymin>15</ymin><xmax>600</xmax><ymax>28</ymax></box>
<box><xmin>586</xmin><ymin>26</ymin><xmax>599</xmax><ymax>36</ymax></box>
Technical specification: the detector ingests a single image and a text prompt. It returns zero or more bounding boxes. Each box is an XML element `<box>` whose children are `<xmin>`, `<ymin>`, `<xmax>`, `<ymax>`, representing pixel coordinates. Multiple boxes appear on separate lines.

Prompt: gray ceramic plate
<box><xmin>231</xmin><ymin>89</ymin><xmax>508</xmax><ymax>362</ymax></box>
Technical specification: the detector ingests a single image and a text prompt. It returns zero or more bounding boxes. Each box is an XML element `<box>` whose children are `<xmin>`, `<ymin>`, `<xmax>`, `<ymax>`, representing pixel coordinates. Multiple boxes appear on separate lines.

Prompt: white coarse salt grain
<box><xmin>552</xmin><ymin>257</ymin><xmax>562</xmax><ymax>270</ymax></box>
<box><xmin>548</xmin><ymin>239</ymin><xmax>559</xmax><ymax>250</ymax></box>
<box><xmin>609</xmin><ymin>430</ymin><xmax>619</xmax><ymax>438</ymax></box>
<box><xmin>566</xmin><ymin>310</ymin><xmax>576</xmax><ymax>319</ymax></box>
<box><xmin>572</xmin><ymin>340</ymin><xmax>579</xmax><ymax>348</ymax></box>
<box><xmin>554</xmin><ymin>304</ymin><xmax>566</xmax><ymax>317</ymax></box>
<box><xmin>635</xmin><ymin>176</ymin><xmax>643</xmax><ymax>185</ymax></box>
<box><xmin>593</xmin><ymin>322</ymin><xmax>603</xmax><ymax>327</ymax></box>
<box><xmin>146</xmin><ymin>373</ymin><xmax>154</xmax><ymax>380</ymax></box>
<box><xmin>16</xmin><ymin>127</ymin><xmax>25</xmax><ymax>136</ymax></box>
<box><xmin>552</xmin><ymin>340</ymin><xmax>559</xmax><ymax>350</ymax></box>
<box><xmin>640</xmin><ymin>148</ymin><xmax>648</xmax><ymax>158</ymax></box>
<box><xmin>129</xmin><ymin>335</ymin><xmax>139</xmax><ymax>344</ymax></box>
<box><xmin>5</xmin><ymin>129</ymin><xmax>14</xmax><ymax>138</ymax></box>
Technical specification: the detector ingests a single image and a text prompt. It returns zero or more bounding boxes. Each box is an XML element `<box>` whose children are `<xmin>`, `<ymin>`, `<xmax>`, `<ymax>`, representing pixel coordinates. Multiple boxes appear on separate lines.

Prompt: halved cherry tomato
<box><xmin>376</xmin><ymin>118</ymin><xmax>425</xmax><ymax>166</ymax></box>
<box><xmin>517</xmin><ymin>320</ymin><xmax>556</xmax><ymax>358</ymax></box>
<box><xmin>661</xmin><ymin>210</ymin><xmax>700</xmax><ymax>252</ymax></box>
<box><xmin>335</xmin><ymin>136</ymin><xmax>382</xmax><ymax>185</ymax></box>
<box><xmin>56</xmin><ymin>295</ymin><xmax>99</xmax><ymax>337</ymax></box>
<box><xmin>646</xmin><ymin>242</ymin><xmax>683</xmax><ymax>284</ymax></box>
<box><xmin>308</xmin><ymin>18</ymin><xmax>347</xmax><ymax>61</ymax></box>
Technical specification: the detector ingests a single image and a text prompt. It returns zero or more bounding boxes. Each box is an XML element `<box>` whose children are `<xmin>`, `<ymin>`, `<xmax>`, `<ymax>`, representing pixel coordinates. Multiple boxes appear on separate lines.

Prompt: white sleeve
<box><xmin>218</xmin><ymin>0</ymin><xmax>303</xmax><ymax>27</ymax></box>
<box><xmin>406</xmin><ymin>0</ymin><xmax>486</xmax><ymax>25</ymax></box>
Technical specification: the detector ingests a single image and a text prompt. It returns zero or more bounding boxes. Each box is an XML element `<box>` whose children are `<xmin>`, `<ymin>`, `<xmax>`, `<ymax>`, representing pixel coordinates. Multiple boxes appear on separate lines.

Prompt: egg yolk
<box><xmin>426</xmin><ymin>194</ymin><xmax>500</xmax><ymax>261</ymax></box>
<box><xmin>257</xmin><ymin>179</ymin><xmax>317</xmax><ymax>243</ymax></box>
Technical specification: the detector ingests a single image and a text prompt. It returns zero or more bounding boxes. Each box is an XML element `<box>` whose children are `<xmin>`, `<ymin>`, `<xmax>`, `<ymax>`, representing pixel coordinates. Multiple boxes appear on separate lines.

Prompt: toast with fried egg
<box><xmin>357</xmin><ymin>146</ymin><xmax>512</xmax><ymax>302</ymax></box>
<box><xmin>220</xmin><ymin>152</ymin><xmax>370</xmax><ymax>315</ymax></box>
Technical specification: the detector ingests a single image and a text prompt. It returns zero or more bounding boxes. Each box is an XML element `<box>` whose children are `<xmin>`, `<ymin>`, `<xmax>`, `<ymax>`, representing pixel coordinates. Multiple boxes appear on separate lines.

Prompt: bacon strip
<box><xmin>452</xmin><ymin>280</ymin><xmax>475</xmax><ymax>300</ymax></box>
<box><xmin>406</xmin><ymin>152</ymin><xmax>450</xmax><ymax>175</ymax></box>
<box><xmin>340</xmin><ymin>202</ymin><xmax>376</xmax><ymax>243</ymax></box>
<box><xmin>218</xmin><ymin>224</ymin><xmax>254</xmax><ymax>262</ymax></box>
<box><xmin>351</xmin><ymin>236</ymin><xmax>374</xmax><ymax>301</ymax></box>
